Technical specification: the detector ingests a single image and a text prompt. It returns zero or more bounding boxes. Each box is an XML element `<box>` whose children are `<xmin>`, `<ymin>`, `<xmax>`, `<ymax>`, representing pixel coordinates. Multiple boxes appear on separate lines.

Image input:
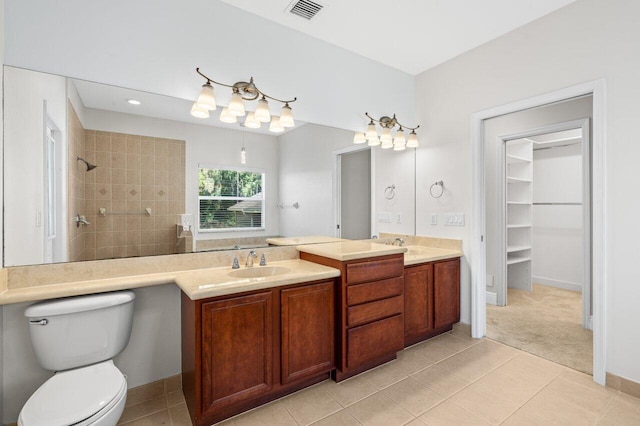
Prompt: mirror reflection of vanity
<box><xmin>3</xmin><ymin>66</ymin><xmax>416</xmax><ymax>268</ymax></box>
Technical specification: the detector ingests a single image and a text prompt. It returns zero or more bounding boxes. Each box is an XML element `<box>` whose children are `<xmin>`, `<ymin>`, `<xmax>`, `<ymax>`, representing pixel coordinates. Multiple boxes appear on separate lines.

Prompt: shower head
<box><xmin>77</xmin><ymin>156</ymin><xmax>97</xmax><ymax>171</ymax></box>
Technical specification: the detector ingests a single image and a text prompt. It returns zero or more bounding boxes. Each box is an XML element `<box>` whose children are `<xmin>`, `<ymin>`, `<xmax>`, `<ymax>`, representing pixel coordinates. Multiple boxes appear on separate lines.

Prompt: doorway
<box><xmin>337</xmin><ymin>148</ymin><xmax>371</xmax><ymax>239</ymax></box>
<box><xmin>470</xmin><ymin>79</ymin><xmax>606</xmax><ymax>384</ymax></box>
<box><xmin>486</xmin><ymin>121</ymin><xmax>593</xmax><ymax>374</ymax></box>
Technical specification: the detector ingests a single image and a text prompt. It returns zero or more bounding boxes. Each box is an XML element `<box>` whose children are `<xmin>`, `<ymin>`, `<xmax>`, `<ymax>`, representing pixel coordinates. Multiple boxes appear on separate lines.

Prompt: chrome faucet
<box><xmin>393</xmin><ymin>238</ymin><xmax>405</xmax><ymax>247</ymax></box>
<box><xmin>260</xmin><ymin>253</ymin><xmax>267</xmax><ymax>266</ymax></box>
<box><xmin>232</xmin><ymin>257</ymin><xmax>240</xmax><ymax>269</ymax></box>
<box><xmin>245</xmin><ymin>250</ymin><xmax>258</xmax><ymax>267</ymax></box>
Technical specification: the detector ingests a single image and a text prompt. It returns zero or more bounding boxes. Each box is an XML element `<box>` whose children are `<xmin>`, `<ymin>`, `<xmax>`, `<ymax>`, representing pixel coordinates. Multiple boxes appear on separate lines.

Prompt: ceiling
<box><xmin>220</xmin><ymin>0</ymin><xmax>576</xmax><ymax>75</ymax></box>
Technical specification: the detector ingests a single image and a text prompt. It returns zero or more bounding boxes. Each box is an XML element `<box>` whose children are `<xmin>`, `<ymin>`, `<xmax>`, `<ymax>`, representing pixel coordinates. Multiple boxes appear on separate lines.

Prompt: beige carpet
<box><xmin>486</xmin><ymin>284</ymin><xmax>593</xmax><ymax>374</ymax></box>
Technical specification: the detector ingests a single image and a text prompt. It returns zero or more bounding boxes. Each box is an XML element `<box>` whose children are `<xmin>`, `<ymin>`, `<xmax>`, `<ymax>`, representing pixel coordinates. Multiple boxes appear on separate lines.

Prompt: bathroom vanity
<box><xmin>181</xmin><ymin>278</ymin><xmax>336</xmax><ymax>426</ymax></box>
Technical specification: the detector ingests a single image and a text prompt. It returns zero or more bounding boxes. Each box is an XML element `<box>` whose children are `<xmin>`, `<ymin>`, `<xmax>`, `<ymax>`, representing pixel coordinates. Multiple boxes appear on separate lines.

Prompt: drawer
<box><xmin>347</xmin><ymin>277</ymin><xmax>403</xmax><ymax>306</ymax></box>
<box><xmin>346</xmin><ymin>257</ymin><xmax>404</xmax><ymax>285</ymax></box>
<box><xmin>347</xmin><ymin>295</ymin><xmax>403</xmax><ymax>328</ymax></box>
<box><xmin>347</xmin><ymin>314</ymin><xmax>404</xmax><ymax>368</ymax></box>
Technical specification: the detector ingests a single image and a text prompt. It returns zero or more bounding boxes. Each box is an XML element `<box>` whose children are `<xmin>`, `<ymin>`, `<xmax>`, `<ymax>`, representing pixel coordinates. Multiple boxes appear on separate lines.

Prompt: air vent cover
<box><xmin>288</xmin><ymin>0</ymin><xmax>324</xmax><ymax>20</ymax></box>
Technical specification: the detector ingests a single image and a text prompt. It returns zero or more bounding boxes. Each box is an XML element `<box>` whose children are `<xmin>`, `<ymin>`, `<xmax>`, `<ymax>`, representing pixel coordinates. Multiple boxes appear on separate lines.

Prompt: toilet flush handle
<box><xmin>29</xmin><ymin>319</ymin><xmax>49</xmax><ymax>326</ymax></box>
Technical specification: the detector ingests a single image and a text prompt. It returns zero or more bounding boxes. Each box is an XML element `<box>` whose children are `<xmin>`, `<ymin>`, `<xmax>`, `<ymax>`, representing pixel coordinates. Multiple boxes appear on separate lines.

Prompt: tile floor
<box><xmin>119</xmin><ymin>330</ymin><xmax>640</xmax><ymax>425</ymax></box>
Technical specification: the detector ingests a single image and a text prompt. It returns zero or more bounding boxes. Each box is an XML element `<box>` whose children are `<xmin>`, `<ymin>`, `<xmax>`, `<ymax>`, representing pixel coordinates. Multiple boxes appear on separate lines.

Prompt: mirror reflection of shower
<box><xmin>76</xmin><ymin>156</ymin><xmax>97</xmax><ymax>171</ymax></box>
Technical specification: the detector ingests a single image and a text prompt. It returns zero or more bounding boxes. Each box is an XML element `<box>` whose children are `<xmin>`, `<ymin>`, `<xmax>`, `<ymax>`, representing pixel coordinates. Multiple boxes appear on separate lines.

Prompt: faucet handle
<box><xmin>260</xmin><ymin>253</ymin><xmax>267</xmax><ymax>266</ymax></box>
<box><xmin>232</xmin><ymin>257</ymin><xmax>240</xmax><ymax>269</ymax></box>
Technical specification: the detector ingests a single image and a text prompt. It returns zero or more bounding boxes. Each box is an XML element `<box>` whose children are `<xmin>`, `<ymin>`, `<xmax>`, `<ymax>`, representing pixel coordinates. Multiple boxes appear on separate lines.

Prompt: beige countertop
<box><xmin>0</xmin><ymin>259</ymin><xmax>340</xmax><ymax>305</ymax></box>
<box><xmin>266</xmin><ymin>235</ymin><xmax>345</xmax><ymax>246</ymax></box>
<box><xmin>296</xmin><ymin>240</ymin><xmax>407</xmax><ymax>261</ymax></box>
<box><xmin>402</xmin><ymin>245</ymin><xmax>462</xmax><ymax>266</ymax></box>
<box><xmin>176</xmin><ymin>259</ymin><xmax>340</xmax><ymax>300</ymax></box>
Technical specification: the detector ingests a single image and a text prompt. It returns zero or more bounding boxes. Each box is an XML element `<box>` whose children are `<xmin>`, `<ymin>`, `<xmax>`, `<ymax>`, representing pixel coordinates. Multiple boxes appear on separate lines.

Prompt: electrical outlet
<box><xmin>431</xmin><ymin>213</ymin><xmax>437</xmax><ymax>225</ymax></box>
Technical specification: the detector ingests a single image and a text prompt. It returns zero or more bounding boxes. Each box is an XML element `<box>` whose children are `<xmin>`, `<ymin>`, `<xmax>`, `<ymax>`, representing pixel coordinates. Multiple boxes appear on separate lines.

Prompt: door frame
<box><xmin>333</xmin><ymin>145</ymin><xmax>375</xmax><ymax>238</ymax></box>
<box><xmin>470</xmin><ymin>79</ymin><xmax>607</xmax><ymax>385</ymax></box>
<box><xmin>496</xmin><ymin>118</ymin><xmax>591</xmax><ymax>329</ymax></box>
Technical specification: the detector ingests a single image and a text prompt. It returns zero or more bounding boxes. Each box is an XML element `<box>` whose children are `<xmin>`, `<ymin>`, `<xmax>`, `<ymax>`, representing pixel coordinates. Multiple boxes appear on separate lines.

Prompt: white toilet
<box><xmin>18</xmin><ymin>290</ymin><xmax>136</xmax><ymax>426</ymax></box>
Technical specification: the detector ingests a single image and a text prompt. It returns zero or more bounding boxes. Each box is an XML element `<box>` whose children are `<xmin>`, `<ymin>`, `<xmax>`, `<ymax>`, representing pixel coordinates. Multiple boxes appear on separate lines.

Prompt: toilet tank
<box><xmin>24</xmin><ymin>290</ymin><xmax>135</xmax><ymax>371</ymax></box>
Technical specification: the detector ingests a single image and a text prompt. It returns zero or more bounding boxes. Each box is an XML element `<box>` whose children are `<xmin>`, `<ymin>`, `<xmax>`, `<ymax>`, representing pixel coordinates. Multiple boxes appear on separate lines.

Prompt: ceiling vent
<box><xmin>287</xmin><ymin>0</ymin><xmax>324</xmax><ymax>20</ymax></box>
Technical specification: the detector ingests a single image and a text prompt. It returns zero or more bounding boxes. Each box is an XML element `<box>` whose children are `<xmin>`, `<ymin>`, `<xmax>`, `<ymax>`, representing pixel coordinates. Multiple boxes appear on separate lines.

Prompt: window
<box><xmin>198</xmin><ymin>167</ymin><xmax>265</xmax><ymax>231</ymax></box>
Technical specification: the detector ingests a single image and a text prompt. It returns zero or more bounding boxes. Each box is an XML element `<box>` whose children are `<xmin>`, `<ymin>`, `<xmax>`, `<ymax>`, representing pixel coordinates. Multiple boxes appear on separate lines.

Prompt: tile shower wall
<box><xmin>68</xmin><ymin>101</ymin><xmax>87</xmax><ymax>261</ymax></box>
<box><xmin>82</xmin><ymin>130</ymin><xmax>185</xmax><ymax>260</ymax></box>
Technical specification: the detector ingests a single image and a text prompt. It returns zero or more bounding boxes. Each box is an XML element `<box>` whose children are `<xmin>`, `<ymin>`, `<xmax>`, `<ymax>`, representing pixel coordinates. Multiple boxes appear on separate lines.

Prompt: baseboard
<box><xmin>532</xmin><ymin>276</ymin><xmax>582</xmax><ymax>292</ymax></box>
<box><xmin>486</xmin><ymin>291</ymin><xmax>497</xmax><ymax>305</ymax></box>
<box><xmin>606</xmin><ymin>372</ymin><xmax>640</xmax><ymax>399</ymax></box>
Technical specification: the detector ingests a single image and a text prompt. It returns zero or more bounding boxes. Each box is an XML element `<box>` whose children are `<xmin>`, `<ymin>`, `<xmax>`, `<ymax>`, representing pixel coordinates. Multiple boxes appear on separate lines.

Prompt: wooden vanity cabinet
<box><xmin>404</xmin><ymin>257</ymin><xmax>460</xmax><ymax>347</ymax></box>
<box><xmin>300</xmin><ymin>252</ymin><xmax>405</xmax><ymax>382</ymax></box>
<box><xmin>182</xmin><ymin>279</ymin><xmax>335</xmax><ymax>426</ymax></box>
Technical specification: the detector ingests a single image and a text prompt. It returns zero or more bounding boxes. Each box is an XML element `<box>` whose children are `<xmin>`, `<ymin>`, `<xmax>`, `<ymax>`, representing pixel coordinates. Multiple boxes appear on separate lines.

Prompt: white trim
<box><xmin>486</xmin><ymin>291</ymin><xmax>498</xmax><ymax>306</ymax></box>
<box><xmin>471</xmin><ymin>79</ymin><xmax>607</xmax><ymax>385</ymax></box>
<box><xmin>532</xmin><ymin>277</ymin><xmax>582</xmax><ymax>293</ymax></box>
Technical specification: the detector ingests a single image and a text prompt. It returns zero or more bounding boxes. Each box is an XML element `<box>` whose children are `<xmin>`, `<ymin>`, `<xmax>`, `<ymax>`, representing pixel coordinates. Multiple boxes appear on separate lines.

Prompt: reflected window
<box><xmin>198</xmin><ymin>167</ymin><xmax>265</xmax><ymax>231</ymax></box>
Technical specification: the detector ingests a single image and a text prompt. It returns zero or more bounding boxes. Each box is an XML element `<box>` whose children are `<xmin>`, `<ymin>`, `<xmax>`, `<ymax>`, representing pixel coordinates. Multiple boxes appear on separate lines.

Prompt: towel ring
<box><xmin>430</xmin><ymin>181</ymin><xmax>444</xmax><ymax>198</ymax></box>
<box><xmin>384</xmin><ymin>185</ymin><xmax>396</xmax><ymax>200</ymax></box>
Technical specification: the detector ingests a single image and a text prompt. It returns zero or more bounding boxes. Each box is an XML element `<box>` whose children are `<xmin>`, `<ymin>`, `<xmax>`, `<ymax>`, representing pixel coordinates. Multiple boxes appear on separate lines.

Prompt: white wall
<box><xmin>278</xmin><ymin>124</ymin><xmax>354</xmax><ymax>237</ymax></box>
<box><xmin>532</xmin><ymin>143</ymin><xmax>584</xmax><ymax>291</ymax></box>
<box><xmin>483</xmin><ymin>97</ymin><xmax>591</xmax><ymax>305</ymax></box>
<box><xmin>83</xmin><ymin>108</ymin><xmax>281</xmax><ymax>242</ymax></box>
<box><xmin>1</xmin><ymin>0</ymin><xmax>5</xmax><ymax>416</ymax></box>
<box><xmin>3</xmin><ymin>66</ymin><xmax>67</xmax><ymax>266</ymax></box>
<box><xmin>415</xmin><ymin>0</ymin><xmax>640</xmax><ymax>383</ymax></box>
<box><xmin>2</xmin><ymin>284</ymin><xmax>181</xmax><ymax>423</ymax></box>
<box><xmin>374</xmin><ymin>148</ymin><xmax>416</xmax><ymax>236</ymax></box>
<box><xmin>3</xmin><ymin>0</ymin><xmax>413</xmax><ymax>133</ymax></box>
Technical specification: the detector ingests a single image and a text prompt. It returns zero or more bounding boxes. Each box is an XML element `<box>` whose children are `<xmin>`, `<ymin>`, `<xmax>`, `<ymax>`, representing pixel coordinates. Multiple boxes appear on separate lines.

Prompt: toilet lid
<box><xmin>20</xmin><ymin>360</ymin><xmax>126</xmax><ymax>426</ymax></box>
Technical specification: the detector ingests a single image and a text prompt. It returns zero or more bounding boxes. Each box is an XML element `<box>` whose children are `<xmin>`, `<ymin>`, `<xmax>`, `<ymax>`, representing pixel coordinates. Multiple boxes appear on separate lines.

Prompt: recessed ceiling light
<box><xmin>127</xmin><ymin>99</ymin><xmax>141</xmax><ymax>105</ymax></box>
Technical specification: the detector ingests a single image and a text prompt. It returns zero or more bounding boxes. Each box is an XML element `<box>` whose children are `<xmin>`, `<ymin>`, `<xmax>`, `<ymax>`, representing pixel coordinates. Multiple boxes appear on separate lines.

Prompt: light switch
<box><xmin>431</xmin><ymin>213</ymin><xmax>437</xmax><ymax>225</ymax></box>
<box><xmin>378</xmin><ymin>212</ymin><xmax>391</xmax><ymax>223</ymax></box>
<box><xmin>396</xmin><ymin>213</ymin><xmax>402</xmax><ymax>224</ymax></box>
<box><xmin>444</xmin><ymin>213</ymin><xmax>465</xmax><ymax>226</ymax></box>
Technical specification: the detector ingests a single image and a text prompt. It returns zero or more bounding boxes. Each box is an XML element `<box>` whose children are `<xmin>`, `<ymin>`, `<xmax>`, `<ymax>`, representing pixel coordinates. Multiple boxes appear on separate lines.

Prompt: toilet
<box><xmin>18</xmin><ymin>290</ymin><xmax>136</xmax><ymax>426</ymax></box>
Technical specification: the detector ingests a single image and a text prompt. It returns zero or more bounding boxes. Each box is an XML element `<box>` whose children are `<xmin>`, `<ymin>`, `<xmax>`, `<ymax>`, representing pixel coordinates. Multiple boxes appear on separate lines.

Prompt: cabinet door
<box><xmin>281</xmin><ymin>281</ymin><xmax>335</xmax><ymax>384</ymax></box>
<box><xmin>201</xmin><ymin>291</ymin><xmax>273</xmax><ymax>414</ymax></box>
<box><xmin>434</xmin><ymin>259</ymin><xmax>460</xmax><ymax>328</ymax></box>
<box><xmin>404</xmin><ymin>264</ymin><xmax>434</xmax><ymax>341</ymax></box>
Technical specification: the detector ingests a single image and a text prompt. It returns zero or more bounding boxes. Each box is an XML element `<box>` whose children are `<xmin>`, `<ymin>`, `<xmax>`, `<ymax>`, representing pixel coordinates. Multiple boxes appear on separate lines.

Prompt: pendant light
<box><xmin>380</xmin><ymin>127</ymin><xmax>393</xmax><ymax>149</ymax></box>
<box><xmin>353</xmin><ymin>132</ymin><xmax>366</xmax><ymax>144</ymax></box>
<box><xmin>406</xmin><ymin>130</ymin><xmax>419</xmax><ymax>148</ymax></box>
<box><xmin>228</xmin><ymin>92</ymin><xmax>246</xmax><ymax>116</ymax></box>
<box><xmin>244</xmin><ymin>112</ymin><xmax>261</xmax><ymax>129</ymax></box>
<box><xmin>255</xmin><ymin>97</ymin><xmax>271</xmax><ymax>122</ymax></box>
<box><xmin>219</xmin><ymin>107</ymin><xmax>237</xmax><ymax>123</ymax></box>
<box><xmin>269</xmin><ymin>116</ymin><xmax>284</xmax><ymax>133</ymax></box>
<box><xmin>190</xmin><ymin>102</ymin><xmax>209</xmax><ymax>119</ymax></box>
<box><xmin>280</xmin><ymin>103</ymin><xmax>295</xmax><ymax>127</ymax></box>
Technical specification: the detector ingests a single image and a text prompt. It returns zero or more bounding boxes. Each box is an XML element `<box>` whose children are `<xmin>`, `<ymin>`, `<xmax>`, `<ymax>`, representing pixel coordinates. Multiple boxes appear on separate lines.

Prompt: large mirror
<box><xmin>3</xmin><ymin>66</ymin><xmax>416</xmax><ymax>267</ymax></box>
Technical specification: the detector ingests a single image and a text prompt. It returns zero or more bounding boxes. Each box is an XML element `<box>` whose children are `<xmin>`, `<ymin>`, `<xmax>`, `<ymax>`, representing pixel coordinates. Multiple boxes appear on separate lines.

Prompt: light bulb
<box><xmin>353</xmin><ymin>132</ymin><xmax>367</xmax><ymax>144</ymax></box>
<box><xmin>190</xmin><ymin>102</ymin><xmax>209</xmax><ymax>118</ymax></box>
<box><xmin>407</xmin><ymin>130</ymin><xmax>419</xmax><ymax>148</ymax></box>
<box><xmin>381</xmin><ymin>138</ymin><xmax>393</xmax><ymax>149</ymax></box>
<box><xmin>196</xmin><ymin>82</ymin><xmax>216</xmax><ymax>110</ymax></box>
<box><xmin>393</xmin><ymin>136</ymin><xmax>406</xmax><ymax>151</ymax></box>
<box><xmin>269</xmin><ymin>116</ymin><xmax>284</xmax><ymax>133</ymax></box>
<box><xmin>244</xmin><ymin>112</ymin><xmax>261</xmax><ymax>129</ymax></box>
<box><xmin>367</xmin><ymin>135</ymin><xmax>381</xmax><ymax>146</ymax></box>
<box><xmin>255</xmin><ymin>98</ymin><xmax>271</xmax><ymax>122</ymax></box>
<box><xmin>365</xmin><ymin>122</ymin><xmax>378</xmax><ymax>140</ymax></box>
<box><xmin>228</xmin><ymin>92</ymin><xmax>246</xmax><ymax>116</ymax></box>
<box><xmin>280</xmin><ymin>103</ymin><xmax>295</xmax><ymax>127</ymax></box>
<box><xmin>380</xmin><ymin>127</ymin><xmax>392</xmax><ymax>145</ymax></box>
<box><xmin>394</xmin><ymin>128</ymin><xmax>406</xmax><ymax>145</ymax></box>
<box><xmin>241</xmin><ymin>147</ymin><xmax>247</xmax><ymax>164</ymax></box>
<box><xmin>219</xmin><ymin>107</ymin><xmax>237</xmax><ymax>123</ymax></box>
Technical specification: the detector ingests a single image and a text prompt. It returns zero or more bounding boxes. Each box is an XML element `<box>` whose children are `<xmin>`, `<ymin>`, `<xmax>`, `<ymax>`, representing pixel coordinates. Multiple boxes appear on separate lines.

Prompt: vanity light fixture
<box><xmin>191</xmin><ymin>68</ymin><xmax>297</xmax><ymax>132</ymax></box>
<box><xmin>356</xmin><ymin>113</ymin><xmax>420</xmax><ymax>151</ymax></box>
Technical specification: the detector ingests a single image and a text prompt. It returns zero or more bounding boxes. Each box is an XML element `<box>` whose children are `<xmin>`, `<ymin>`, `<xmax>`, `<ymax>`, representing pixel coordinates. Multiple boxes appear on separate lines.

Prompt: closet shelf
<box><xmin>506</xmin><ymin>154</ymin><xmax>531</xmax><ymax>164</ymax></box>
<box><xmin>507</xmin><ymin>257</ymin><xmax>532</xmax><ymax>265</ymax></box>
<box><xmin>507</xmin><ymin>224</ymin><xmax>531</xmax><ymax>229</ymax></box>
<box><xmin>507</xmin><ymin>176</ymin><xmax>532</xmax><ymax>184</ymax></box>
<box><xmin>507</xmin><ymin>245</ymin><xmax>531</xmax><ymax>253</ymax></box>
<box><xmin>507</xmin><ymin>201</ymin><xmax>530</xmax><ymax>205</ymax></box>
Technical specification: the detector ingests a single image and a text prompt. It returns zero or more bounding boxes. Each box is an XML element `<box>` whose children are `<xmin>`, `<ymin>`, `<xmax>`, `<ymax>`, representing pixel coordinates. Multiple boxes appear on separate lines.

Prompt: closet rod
<box><xmin>533</xmin><ymin>202</ymin><xmax>582</xmax><ymax>205</ymax></box>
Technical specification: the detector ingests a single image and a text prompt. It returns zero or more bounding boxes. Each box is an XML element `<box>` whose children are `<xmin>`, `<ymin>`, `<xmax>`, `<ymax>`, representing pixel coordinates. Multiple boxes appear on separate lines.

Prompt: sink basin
<box><xmin>227</xmin><ymin>266</ymin><xmax>292</xmax><ymax>279</ymax></box>
<box><xmin>406</xmin><ymin>249</ymin><xmax>424</xmax><ymax>256</ymax></box>
<box><xmin>404</xmin><ymin>246</ymin><xmax>432</xmax><ymax>257</ymax></box>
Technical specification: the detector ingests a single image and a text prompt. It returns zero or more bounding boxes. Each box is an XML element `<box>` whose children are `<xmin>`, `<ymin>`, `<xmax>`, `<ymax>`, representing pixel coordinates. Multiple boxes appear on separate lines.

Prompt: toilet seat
<box><xmin>18</xmin><ymin>360</ymin><xmax>126</xmax><ymax>426</ymax></box>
